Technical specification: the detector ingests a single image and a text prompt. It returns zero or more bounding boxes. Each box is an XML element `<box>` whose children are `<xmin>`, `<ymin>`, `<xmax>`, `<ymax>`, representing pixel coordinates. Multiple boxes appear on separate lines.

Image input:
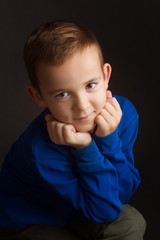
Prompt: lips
<box><xmin>76</xmin><ymin>112</ymin><xmax>94</xmax><ymax>122</ymax></box>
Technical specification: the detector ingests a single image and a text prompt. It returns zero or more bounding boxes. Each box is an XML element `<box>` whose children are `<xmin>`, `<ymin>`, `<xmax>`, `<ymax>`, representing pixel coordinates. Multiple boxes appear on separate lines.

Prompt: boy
<box><xmin>0</xmin><ymin>20</ymin><xmax>146</xmax><ymax>239</ymax></box>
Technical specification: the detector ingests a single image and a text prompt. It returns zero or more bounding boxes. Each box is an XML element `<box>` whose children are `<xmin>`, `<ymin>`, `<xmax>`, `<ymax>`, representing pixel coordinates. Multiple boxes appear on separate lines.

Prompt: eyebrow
<box><xmin>48</xmin><ymin>76</ymin><xmax>102</xmax><ymax>95</ymax></box>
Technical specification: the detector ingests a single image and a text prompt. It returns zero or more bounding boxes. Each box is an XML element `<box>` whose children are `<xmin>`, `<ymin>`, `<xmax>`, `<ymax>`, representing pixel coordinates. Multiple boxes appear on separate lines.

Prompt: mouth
<box><xmin>76</xmin><ymin>112</ymin><xmax>94</xmax><ymax>122</ymax></box>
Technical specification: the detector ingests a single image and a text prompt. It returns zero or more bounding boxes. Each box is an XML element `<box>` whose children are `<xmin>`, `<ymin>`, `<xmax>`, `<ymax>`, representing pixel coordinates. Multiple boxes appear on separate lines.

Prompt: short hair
<box><xmin>23</xmin><ymin>20</ymin><xmax>104</xmax><ymax>89</ymax></box>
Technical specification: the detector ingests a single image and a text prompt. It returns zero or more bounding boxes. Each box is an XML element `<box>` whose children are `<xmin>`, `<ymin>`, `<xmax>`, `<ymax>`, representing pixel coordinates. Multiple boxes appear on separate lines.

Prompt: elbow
<box><xmin>103</xmin><ymin>203</ymin><xmax>122</xmax><ymax>222</ymax></box>
<box><xmin>86</xmin><ymin>200</ymin><xmax>122</xmax><ymax>223</ymax></box>
<box><xmin>119</xmin><ymin>177</ymin><xmax>141</xmax><ymax>204</ymax></box>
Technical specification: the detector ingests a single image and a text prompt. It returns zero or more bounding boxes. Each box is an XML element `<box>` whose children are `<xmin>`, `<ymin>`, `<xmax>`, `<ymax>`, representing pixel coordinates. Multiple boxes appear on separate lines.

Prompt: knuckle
<box><xmin>62</xmin><ymin>126</ymin><xmax>72</xmax><ymax>144</ymax></box>
<box><xmin>56</xmin><ymin>122</ymin><xmax>62</xmax><ymax>128</ymax></box>
<box><xmin>62</xmin><ymin>124</ymin><xmax>68</xmax><ymax>132</ymax></box>
<box><xmin>50</xmin><ymin>135</ymin><xmax>57</xmax><ymax>144</ymax></box>
<box><xmin>96</xmin><ymin>115</ymin><xmax>103</xmax><ymax>123</ymax></box>
<box><xmin>105</xmin><ymin>102</ymin><xmax>110</xmax><ymax>108</ymax></box>
<box><xmin>112</xmin><ymin>97</ymin><xmax>117</xmax><ymax>102</ymax></box>
<box><xmin>111</xmin><ymin>122</ymin><xmax>116</xmax><ymax>129</ymax></box>
<box><xmin>116</xmin><ymin>115</ymin><xmax>121</xmax><ymax>122</ymax></box>
<box><xmin>100</xmin><ymin>109</ymin><xmax>106</xmax><ymax>115</ymax></box>
<box><xmin>53</xmin><ymin>139</ymin><xmax>59</xmax><ymax>145</ymax></box>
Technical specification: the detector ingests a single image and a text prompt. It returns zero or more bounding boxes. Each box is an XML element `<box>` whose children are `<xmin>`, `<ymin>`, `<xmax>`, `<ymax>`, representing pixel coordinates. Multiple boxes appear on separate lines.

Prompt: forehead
<box><xmin>37</xmin><ymin>46</ymin><xmax>103</xmax><ymax>89</ymax></box>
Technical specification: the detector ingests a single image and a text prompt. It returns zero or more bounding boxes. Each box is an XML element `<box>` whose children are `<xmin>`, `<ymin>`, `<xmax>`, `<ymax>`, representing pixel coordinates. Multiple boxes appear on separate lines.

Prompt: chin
<box><xmin>74</xmin><ymin>123</ymin><xmax>95</xmax><ymax>133</ymax></box>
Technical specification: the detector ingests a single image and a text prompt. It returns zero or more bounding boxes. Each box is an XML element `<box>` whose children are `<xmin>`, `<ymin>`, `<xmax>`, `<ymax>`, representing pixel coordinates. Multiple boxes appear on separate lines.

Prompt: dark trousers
<box><xmin>0</xmin><ymin>205</ymin><xmax>146</xmax><ymax>240</ymax></box>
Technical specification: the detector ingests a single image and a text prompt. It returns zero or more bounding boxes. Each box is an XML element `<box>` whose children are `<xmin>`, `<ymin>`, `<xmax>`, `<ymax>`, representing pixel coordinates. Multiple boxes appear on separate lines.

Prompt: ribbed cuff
<box><xmin>94</xmin><ymin>128</ymin><xmax>120</xmax><ymax>151</ymax></box>
<box><xmin>71</xmin><ymin>139</ymin><xmax>102</xmax><ymax>164</ymax></box>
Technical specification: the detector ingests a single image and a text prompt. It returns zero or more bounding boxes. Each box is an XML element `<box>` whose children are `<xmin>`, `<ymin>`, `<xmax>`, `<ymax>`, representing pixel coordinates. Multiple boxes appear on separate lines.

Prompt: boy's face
<box><xmin>30</xmin><ymin>46</ymin><xmax>111</xmax><ymax>132</ymax></box>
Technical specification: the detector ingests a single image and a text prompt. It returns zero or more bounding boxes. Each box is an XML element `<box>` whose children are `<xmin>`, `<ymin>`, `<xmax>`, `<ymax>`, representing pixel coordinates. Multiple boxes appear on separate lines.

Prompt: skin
<box><xmin>27</xmin><ymin>45</ymin><xmax>122</xmax><ymax>149</ymax></box>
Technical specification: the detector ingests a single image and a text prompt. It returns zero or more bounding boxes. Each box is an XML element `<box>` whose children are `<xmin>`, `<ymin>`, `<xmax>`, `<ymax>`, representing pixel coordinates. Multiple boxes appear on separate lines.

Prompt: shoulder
<box><xmin>22</xmin><ymin>109</ymin><xmax>49</xmax><ymax>143</ymax></box>
<box><xmin>27</xmin><ymin>109</ymin><xmax>49</xmax><ymax>133</ymax></box>
<box><xmin>114</xmin><ymin>95</ymin><xmax>138</xmax><ymax>119</ymax></box>
<box><xmin>22</xmin><ymin>109</ymin><xmax>53</xmax><ymax>157</ymax></box>
<box><xmin>8</xmin><ymin>109</ymin><xmax>50</xmax><ymax>162</ymax></box>
<box><xmin>113</xmin><ymin>95</ymin><xmax>139</xmax><ymax>134</ymax></box>
<box><xmin>2</xmin><ymin>109</ymin><xmax>50</xmax><ymax>180</ymax></box>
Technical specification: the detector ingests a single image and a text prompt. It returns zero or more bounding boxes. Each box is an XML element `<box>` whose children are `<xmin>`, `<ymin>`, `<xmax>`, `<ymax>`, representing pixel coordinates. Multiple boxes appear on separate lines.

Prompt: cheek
<box><xmin>95</xmin><ymin>90</ymin><xmax>106</xmax><ymax>111</ymax></box>
<box><xmin>48</xmin><ymin>105</ymin><xmax>71</xmax><ymax>122</ymax></box>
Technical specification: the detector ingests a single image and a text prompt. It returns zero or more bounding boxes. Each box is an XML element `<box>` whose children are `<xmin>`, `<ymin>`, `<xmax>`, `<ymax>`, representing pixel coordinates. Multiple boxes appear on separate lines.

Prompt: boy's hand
<box><xmin>95</xmin><ymin>91</ymin><xmax>122</xmax><ymax>137</ymax></box>
<box><xmin>45</xmin><ymin>114</ymin><xmax>92</xmax><ymax>150</ymax></box>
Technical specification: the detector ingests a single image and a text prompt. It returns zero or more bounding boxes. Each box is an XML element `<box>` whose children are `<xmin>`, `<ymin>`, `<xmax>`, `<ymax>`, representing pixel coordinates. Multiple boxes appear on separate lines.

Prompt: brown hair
<box><xmin>23</xmin><ymin>20</ymin><xmax>104</xmax><ymax>89</ymax></box>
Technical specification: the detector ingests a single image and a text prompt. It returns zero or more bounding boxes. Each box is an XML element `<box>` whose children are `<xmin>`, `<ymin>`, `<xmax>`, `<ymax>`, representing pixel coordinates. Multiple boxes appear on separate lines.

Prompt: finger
<box><xmin>62</xmin><ymin>124</ymin><xmax>76</xmax><ymax>145</ymax></box>
<box><xmin>62</xmin><ymin>125</ymin><xmax>92</xmax><ymax>149</ymax></box>
<box><xmin>45</xmin><ymin>114</ymin><xmax>56</xmax><ymax>122</ymax></box>
<box><xmin>100</xmin><ymin>107</ymin><xmax>121</xmax><ymax>131</ymax></box>
<box><xmin>103</xmin><ymin>103</ymin><xmax>122</xmax><ymax>126</ymax></box>
<box><xmin>104</xmin><ymin>102</ymin><xmax>117</xmax><ymax>117</ymax></box>
<box><xmin>111</xmin><ymin>98</ymin><xmax>122</xmax><ymax>113</ymax></box>
<box><xmin>46</xmin><ymin>121</ymin><xmax>57</xmax><ymax>140</ymax></box>
<box><xmin>55</xmin><ymin>122</ymin><xmax>66</xmax><ymax>144</ymax></box>
<box><xmin>46</xmin><ymin>121</ymin><xmax>64</xmax><ymax>145</ymax></box>
<box><xmin>106</xmin><ymin>90</ymin><xmax>112</xmax><ymax>99</ymax></box>
<box><xmin>106</xmin><ymin>97</ymin><xmax>122</xmax><ymax>115</ymax></box>
<box><xmin>110</xmin><ymin>104</ymin><xmax>122</xmax><ymax>123</ymax></box>
<box><xmin>99</xmin><ymin>108</ymin><xmax>113</xmax><ymax>124</ymax></box>
<box><xmin>94</xmin><ymin>114</ymin><xmax>110</xmax><ymax>136</ymax></box>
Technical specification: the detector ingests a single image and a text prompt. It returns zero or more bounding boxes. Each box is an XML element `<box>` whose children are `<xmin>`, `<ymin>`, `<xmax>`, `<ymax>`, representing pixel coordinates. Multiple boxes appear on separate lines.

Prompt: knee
<box><xmin>103</xmin><ymin>205</ymin><xmax>146</xmax><ymax>239</ymax></box>
<box><xmin>122</xmin><ymin>204</ymin><xmax>146</xmax><ymax>235</ymax></box>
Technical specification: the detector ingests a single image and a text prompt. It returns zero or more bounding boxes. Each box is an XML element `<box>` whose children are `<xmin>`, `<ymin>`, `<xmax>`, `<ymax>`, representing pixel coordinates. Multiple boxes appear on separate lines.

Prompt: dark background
<box><xmin>0</xmin><ymin>0</ymin><xmax>159</xmax><ymax>238</ymax></box>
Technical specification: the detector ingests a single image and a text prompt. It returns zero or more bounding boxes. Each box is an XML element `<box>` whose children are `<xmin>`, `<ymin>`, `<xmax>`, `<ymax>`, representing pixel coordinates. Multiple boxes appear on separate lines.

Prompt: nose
<box><xmin>73</xmin><ymin>92</ymin><xmax>90</xmax><ymax>112</ymax></box>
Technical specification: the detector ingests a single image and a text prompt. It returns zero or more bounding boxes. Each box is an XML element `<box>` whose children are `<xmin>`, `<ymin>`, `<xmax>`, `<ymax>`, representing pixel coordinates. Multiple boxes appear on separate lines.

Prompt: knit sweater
<box><xmin>0</xmin><ymin>95</ymin><xmax>141</xmax><ymax>229</ymax></box>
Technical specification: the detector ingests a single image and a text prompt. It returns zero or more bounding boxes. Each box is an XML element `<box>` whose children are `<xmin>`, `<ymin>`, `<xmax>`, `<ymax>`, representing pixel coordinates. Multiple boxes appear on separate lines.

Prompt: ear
<box><xmin>103</xmin><ymin>63</ymin><xmax>112</xmax><ymax>89</ymax></box>
<box><xmin>27</xmin><ymin>85</ymin><xmax>47</xmax><ymax>109</ymax></box>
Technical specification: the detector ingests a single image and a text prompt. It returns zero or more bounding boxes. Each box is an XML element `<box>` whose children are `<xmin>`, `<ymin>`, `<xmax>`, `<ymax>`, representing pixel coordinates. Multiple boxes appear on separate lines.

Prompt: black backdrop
<box><xmin>0</xmin><ymin>0</ymin><xmax>159</xmax><ymax>239</ymax></box>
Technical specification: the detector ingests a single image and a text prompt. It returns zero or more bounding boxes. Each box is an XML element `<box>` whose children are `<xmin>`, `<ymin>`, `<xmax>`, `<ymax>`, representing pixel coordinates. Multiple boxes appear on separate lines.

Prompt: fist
<box><xmin>94</xmin><ymin>91</ymin><xmax>122</xmax><ymax>137</ymax></box>
<box><xmin>45</xmin><ymin>114</ymin><xmax>92</xmax><ymax>150</ymax></box>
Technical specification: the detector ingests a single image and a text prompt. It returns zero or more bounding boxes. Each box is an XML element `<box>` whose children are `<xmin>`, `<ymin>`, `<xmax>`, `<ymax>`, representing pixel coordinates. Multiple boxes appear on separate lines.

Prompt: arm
<box><xmin>44</xmin><ymin>112</ymin><xmax>122</xmax><ymax>223</ymax></box>
<box><xmin>70</xmin><ymin>140</ymin><xmax>122</xmax><ymax>222</ymax></box>
<box><xmin>94</xmin><ymin>95</ymin><xmax>140</xmax><ymax>203</ymax></box>
<box><xmin>94</xmin><ymin>118</ymin><xmax>140</xmax><ymax>204</ymax></box>
<box><xmin>72</xmin><ymin>95</ymin><xmax>140</xmax><ymax>218</ymax></box>
<box><xmin>44</xmin><ymin>93</ymin><xmax>140</xmax><ymax>221</ymax></box>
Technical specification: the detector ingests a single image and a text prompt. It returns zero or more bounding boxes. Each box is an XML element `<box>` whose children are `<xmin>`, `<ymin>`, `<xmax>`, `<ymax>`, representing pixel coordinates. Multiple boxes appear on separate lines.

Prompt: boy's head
<box><xmin>24</xmin><ymin>20</ymin><xmax>104</xmax><ymax>90</ymax></box>
<box><xmin>24</xmin><ymin>20</ymin><xmax>111</xmax><ymax>132</ymax></box>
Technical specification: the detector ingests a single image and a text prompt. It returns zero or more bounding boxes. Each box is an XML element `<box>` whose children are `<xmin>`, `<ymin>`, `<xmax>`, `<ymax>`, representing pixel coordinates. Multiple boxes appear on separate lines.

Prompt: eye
<box><xmin>86</xmin><ymin>82</ymin><xmax>96</xmax><ymax>90</ymax></box>
<box><xmin>56</xmin><ymin>92</ymin><xmax>68</xmax><ymax>99</ymax></box>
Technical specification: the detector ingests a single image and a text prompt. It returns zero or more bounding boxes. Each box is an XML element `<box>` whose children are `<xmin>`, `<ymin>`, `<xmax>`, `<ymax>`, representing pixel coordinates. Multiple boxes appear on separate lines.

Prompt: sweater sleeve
<box><xmin>70</xmin><ymin>140</ymin><xmax>122</xmax><ymax>222</ymax></box>
<box><xmin>93</xmin><ymin>97</ymin><xmax>141</xmax><ymax>204</ymax></box>
<box><xmin>33</xmin><ymin>139</ymin><xmax>122</xmax><ymax>223</ymax></box>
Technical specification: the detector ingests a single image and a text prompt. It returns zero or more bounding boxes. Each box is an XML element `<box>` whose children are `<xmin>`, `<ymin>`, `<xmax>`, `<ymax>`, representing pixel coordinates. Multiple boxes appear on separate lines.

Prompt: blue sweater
<box><xmin>0</xmin><ymin>96</ymin><xmax>141</xmax><ymax>229</ymax></box>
